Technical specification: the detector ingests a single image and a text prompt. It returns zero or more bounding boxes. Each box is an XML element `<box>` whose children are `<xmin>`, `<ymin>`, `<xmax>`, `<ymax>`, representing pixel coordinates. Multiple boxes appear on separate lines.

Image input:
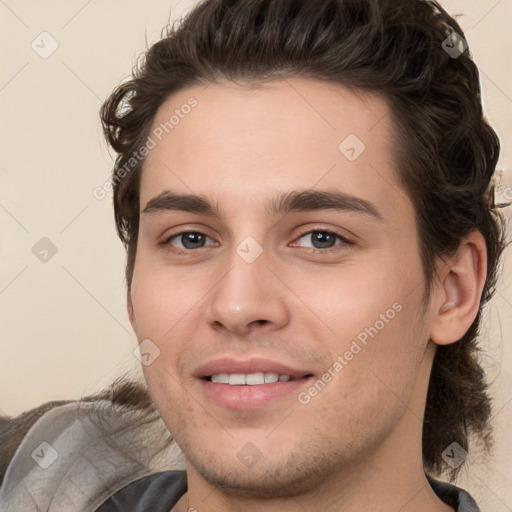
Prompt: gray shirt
<box><xmin>95</xmin><ymin>470</ymin><xmax>481</xmax><ymax>511</ymax></box>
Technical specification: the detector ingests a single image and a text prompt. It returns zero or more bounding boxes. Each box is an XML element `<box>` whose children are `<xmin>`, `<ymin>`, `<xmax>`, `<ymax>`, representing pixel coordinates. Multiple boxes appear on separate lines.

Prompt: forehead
<box><xmin>139</xmin><ymin>79</ymin><xmax>406</xmax><ymax>216</ymax></box>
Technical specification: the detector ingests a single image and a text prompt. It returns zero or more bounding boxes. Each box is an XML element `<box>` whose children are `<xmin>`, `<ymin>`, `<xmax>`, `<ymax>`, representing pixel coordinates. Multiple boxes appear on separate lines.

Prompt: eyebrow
<box><xmin>142</xmin><ymin>189</ymin><xmax>383</xmax><ymax>220</ymax></box>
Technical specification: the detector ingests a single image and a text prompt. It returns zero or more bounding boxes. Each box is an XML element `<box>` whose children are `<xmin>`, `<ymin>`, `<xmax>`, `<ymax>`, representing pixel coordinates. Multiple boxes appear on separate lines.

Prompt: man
<box><xmin>0</xmin><ymin>0</ymin><xmax>507</xmax><ymax>511</ymax></box>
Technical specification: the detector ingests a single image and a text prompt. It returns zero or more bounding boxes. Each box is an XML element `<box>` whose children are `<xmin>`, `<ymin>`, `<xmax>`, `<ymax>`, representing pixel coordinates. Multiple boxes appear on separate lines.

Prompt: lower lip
<box><xmin>199</xmin><ymin>377</ymin><xmax>312</xmax><ymax>410</ymax></box>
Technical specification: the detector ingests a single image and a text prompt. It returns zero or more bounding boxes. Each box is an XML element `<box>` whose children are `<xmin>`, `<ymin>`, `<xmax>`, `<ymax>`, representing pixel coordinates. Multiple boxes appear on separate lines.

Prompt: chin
<box><xmin>188</xmin><ymin>446</ymin><xmax>344</xmax><ymax>499</ymax></box>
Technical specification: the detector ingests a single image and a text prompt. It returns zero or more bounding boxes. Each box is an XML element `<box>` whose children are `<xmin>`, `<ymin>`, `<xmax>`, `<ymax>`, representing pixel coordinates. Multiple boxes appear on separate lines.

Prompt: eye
<box><xmin>161</xmin><ymin>228</ymin><xmax>352</xmax><ymax>253</ymax></box>
<box><xmin>163</xmin><ymin>231</ymin><xmax>216</xmax><ymax>250</ymax></box>
<box><xmin>291</xmin><ymin>229</ymin><xmax>352</xmax><ymax>251</ymax></box>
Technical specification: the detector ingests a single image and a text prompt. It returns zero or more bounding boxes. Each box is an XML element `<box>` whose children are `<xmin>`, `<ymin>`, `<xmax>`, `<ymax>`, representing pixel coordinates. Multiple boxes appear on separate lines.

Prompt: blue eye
<box><xmin>293</xmin><ymin>230</ymin><xmax>352</xmax><ymax>251</ymax></box>
<box><xmin>161</xmin><ymin>228</ymin><xmax>352</xmax><ymax>254</ymax></box>
<box><xmin>165</xmin><ymin>231</ymin><xmax>215</xmax><ymax>250</ymax></box>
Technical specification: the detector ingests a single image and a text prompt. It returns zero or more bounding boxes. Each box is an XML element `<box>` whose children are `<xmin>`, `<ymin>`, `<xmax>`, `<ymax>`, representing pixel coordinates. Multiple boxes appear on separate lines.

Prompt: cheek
<box><xmin>291</xmin><ymin>257</ymin><xmax>427</xmax><ymax>391</ymax></box>
<box><xmin>130</xmin><ymin>258</ymin><xmax>204</xmax><ymax>342</ymax></box>
<box><xmin>130</xmin><ymin>264</ymin><xmax>203</xmax><ymax>408</ymax></box>
<box><xmin>292</xmin><ymin>257</ymin><xmax>418</xmax><ymax>342</ymax></box>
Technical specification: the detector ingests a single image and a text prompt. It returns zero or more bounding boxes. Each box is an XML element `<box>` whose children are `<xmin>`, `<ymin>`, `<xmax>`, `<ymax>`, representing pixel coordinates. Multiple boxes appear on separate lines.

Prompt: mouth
<box><xmin>195</xmin><ymin>357</ymin><xmax>315</xmax><ymax>409</ymax></box>
<box><xmin>205</xmin><ymin>372</ymin><xmax>310</xmax><ymax>385</ymax></box>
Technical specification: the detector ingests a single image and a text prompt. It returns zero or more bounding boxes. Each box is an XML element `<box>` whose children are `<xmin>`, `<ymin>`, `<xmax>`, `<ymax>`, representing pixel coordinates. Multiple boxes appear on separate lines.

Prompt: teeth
<box><xmin>246</xmin><ymin>372</ymin><xmax>265</xmax><ymax>385</ymax></box>
<box><xmin>229</xmin><ymin>374</ymin><xmax>246</xmax><ymax>385</ymax></box>
<box><xmin>210</xmin><ymin>372</ymin><xmax>293</xmax><ymax>385</ymax></box>
<box><xmin>264</xmin><ymin>372</ymin><xmax>279</xmax><ymax>383</ymax></box>
<box><xmin>211</xmin><ymin>373</ymin><xmax>229</xmax><ymax>384</ymax></box>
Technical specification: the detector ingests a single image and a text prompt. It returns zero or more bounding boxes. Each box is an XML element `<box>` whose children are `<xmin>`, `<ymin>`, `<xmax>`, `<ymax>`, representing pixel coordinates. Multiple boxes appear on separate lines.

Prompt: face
<box><xmin>129</xmin><ymin>79</ymin><xmax>434</xmax><ymax>497</ymax></box>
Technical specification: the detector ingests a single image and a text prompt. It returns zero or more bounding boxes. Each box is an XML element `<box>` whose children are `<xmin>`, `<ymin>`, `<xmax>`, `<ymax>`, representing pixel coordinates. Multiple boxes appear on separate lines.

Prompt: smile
<box><xmin>208</xmin><ymin>372</ymin><xmax>295</xmax><ymax>385</ymax></box>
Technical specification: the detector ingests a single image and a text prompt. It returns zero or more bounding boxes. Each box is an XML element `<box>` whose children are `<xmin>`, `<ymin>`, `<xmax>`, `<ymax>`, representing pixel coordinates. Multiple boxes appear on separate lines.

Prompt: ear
<box><xmin>127</xmin><ymin>290</ymin><xmax>136</xmax><ymax>330</ymax></box>
<box><xmin>430</xmin><ymin>230</ymin><xmax>487</xmax><ymax>345</ymax></box>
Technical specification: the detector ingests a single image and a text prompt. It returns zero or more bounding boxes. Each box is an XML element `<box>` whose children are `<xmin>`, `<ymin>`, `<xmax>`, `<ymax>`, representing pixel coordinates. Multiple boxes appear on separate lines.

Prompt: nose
<box><xmin>204</xmin><ymin>249</ymin><xmax>290</xmax><ymax>336</ymax></box>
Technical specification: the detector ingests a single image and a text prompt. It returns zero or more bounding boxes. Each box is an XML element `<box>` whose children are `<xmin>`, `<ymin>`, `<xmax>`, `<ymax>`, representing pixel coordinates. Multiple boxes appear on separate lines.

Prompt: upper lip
<box><xmin>194</xmin><ymin>357</ymin><xmax>313</xmax><ymax>379</ymax></box>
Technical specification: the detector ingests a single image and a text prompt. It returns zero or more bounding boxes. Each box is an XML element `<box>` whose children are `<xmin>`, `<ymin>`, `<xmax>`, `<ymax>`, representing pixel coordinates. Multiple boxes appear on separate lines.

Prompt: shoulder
<box><xmin>0</xmin><ymin>399</ymin><xmax>74</xmax><ymax>485</ymax></box>
<box><xmin>0</xmin><ymin>396</ymin><xmax>184</xmax><ymax>512</ymax></box>
<box><xmin>428</xmin><ymin>474</ymin><xmax>481</xmax><ymax>512</ymax></box>
<box><xmin>95</xmin><ymin>470</ymin><xmax>187</xmax><ymax>511</ymax></box>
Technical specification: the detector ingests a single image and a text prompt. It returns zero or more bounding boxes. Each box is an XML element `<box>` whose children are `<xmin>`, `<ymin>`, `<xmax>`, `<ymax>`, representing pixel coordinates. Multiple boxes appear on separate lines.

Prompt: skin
<box><xmin>127</xmin><ymin>79</ymin><xmax>486</xmax><ymax>512</ymax></box>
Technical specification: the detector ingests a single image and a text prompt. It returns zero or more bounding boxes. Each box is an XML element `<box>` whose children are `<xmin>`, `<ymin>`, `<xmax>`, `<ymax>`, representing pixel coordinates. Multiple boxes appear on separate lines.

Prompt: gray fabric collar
<box><xmin>0</xmin><ymin>401</ymin><xmax>185</xmax><ymax>512</ymax></box>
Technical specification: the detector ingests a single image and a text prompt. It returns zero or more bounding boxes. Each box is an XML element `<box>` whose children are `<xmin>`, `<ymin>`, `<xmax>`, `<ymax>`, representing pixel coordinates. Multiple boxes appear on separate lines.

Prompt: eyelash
<box><xmin>160</xmin><ymin>228</ymin><xmax>353</xmax><ymax>255</ymax></box>
<box><xmin>293</xmin><ymin>228</ymin><xmax>353</xmax><ymax>253</ymax></box>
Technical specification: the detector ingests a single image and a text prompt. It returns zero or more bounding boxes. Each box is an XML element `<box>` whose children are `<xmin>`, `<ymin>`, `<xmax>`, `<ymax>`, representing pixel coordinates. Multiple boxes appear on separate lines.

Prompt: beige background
<box><xmin>1</xmin><ymin>1</ymin><xmax>511</xmax><ymax>510</ymax></box>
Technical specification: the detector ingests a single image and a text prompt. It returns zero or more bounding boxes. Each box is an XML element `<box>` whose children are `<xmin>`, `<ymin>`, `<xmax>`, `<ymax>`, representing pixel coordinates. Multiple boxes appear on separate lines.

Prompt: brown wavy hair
<box><xmin>4</xmin><ymin>0</ymin><xmax>503</xmax><ymax>483</ymax></box>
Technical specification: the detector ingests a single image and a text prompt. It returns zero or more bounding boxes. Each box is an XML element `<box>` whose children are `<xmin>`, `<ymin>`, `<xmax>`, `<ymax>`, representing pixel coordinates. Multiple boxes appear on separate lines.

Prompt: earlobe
<box><xmin>430</xmin><ymin>231</ymin><xmax>487</xmax><ymax>346</ymax></box>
